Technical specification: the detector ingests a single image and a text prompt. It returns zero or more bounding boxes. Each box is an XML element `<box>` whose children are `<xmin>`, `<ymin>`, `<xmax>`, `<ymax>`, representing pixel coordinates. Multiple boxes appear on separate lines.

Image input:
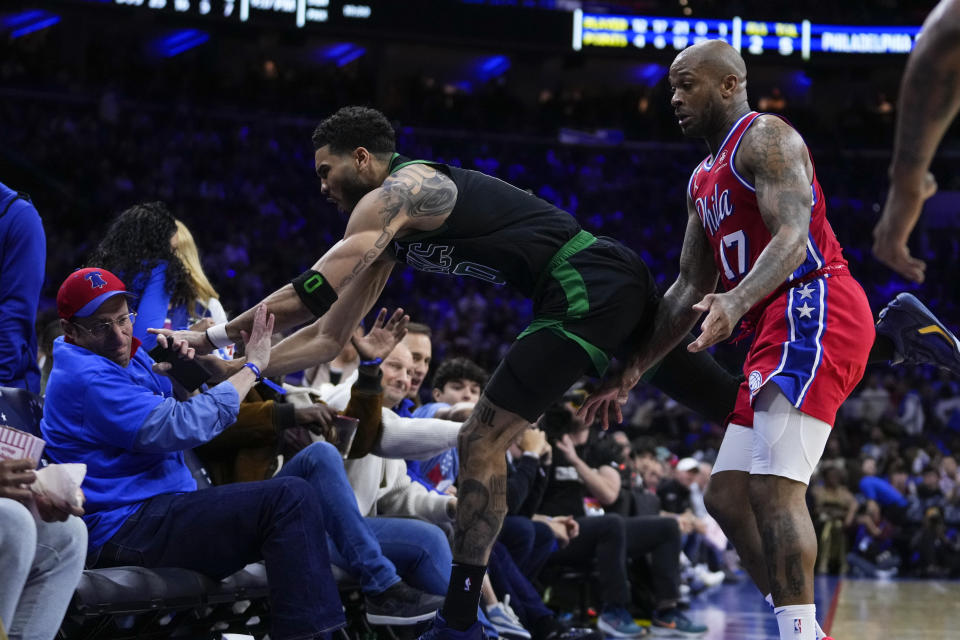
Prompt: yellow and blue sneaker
<box><xmin>876</xmin><ymin>293</ymin><xmax>960</xmax><ymax>374</ymax></box>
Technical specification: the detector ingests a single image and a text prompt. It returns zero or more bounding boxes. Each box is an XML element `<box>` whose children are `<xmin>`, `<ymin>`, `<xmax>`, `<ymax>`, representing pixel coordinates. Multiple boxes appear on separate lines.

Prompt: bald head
<box><xmin>669</xmin><ymin>40</ymin><xmax>750</xmax><ymax>140</ymax></box>
<box><xmin>672</xmin><ymin>40</ymin><xmax>746</xmax><ymax>86</ymax></box>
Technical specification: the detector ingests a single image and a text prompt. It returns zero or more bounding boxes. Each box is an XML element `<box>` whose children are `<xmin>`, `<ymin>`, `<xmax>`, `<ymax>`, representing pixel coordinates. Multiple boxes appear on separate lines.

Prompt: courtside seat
<box><xmin>71</xmin><ymin>566</ymin><xmax>217</xmax><ymax>615</ymax></box>
<box><xmin>0</xmin><ymin>387</ymin><xmax>368</xmax><ymax>638</ymax></box>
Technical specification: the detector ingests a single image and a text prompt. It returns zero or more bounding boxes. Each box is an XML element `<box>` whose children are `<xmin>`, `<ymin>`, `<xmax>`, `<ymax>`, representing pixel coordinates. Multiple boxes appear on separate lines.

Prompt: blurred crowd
<box><xmin>2</xmin><ymin>17</ymin><xmax>960</xmax><ymax>602</ymax></box>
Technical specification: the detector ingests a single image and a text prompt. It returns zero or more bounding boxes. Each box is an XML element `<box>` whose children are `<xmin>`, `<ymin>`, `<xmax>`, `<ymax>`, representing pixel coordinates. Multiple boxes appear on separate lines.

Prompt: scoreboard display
<box><xmin>43</xmin><ymin>2</ymin><xmax>924</xmax><ymax>57</ymax></box>
<box><xmin>110</xmin><ymin>0</ymin><xmax>377</xmax><ymax>29</ymax></box>
<box><xmin>65</xmin><ymin>0</ymin><xmax>569</xmax><ymax>46</ymax></box>
<box><xmin>573</xmin><ymin>10</ymin><xmax>922</xmax><ymax>59</ymax></box>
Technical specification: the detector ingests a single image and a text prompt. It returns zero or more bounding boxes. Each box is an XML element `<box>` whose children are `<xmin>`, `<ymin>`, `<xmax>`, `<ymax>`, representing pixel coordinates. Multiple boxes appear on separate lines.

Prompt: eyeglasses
<box><xmin>73</xmin><ymin>312</ymin><xmax>137</xmax><ymax>338</ymax></box>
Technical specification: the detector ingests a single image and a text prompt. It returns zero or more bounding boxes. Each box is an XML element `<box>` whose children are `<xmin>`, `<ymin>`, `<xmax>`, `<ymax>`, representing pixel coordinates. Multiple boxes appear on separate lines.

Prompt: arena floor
<box><xmin>693</xmin><ymin>575</ymin><xmax>960</xmax><ymax>639</ymax></box>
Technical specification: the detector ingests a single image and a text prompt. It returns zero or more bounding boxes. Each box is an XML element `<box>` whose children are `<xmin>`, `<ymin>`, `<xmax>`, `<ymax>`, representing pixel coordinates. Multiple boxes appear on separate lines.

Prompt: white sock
<box><xmin>766</xmin><ymin>594</ymin><xmax>826</xmax><ymax>638</ymax></box>
<box><xmin>775</xmin><ymin>604</ymin><xmax>817</xmax><ymax>640</ymax></box>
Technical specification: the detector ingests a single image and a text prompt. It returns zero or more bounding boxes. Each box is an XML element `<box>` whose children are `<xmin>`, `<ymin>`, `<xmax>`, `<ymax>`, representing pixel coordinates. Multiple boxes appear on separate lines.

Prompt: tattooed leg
<box><xmin>438</xmin><ymin>395</ymin><xmax>530</xmax><ymax>630</ymax></box>
<box><xmin>453</xmin><ymin>395</ymin><xmax>530</xmax><ymax>565</ymax></box>
<box><xmin>705</xmin><ymin>471</ymin><xmax>771</xmax><ymax>595</ymax></box>
<box><xmin>748</xmin><ymin>474</ymin><xmax>817</xmax><ymax>605</ymax></box>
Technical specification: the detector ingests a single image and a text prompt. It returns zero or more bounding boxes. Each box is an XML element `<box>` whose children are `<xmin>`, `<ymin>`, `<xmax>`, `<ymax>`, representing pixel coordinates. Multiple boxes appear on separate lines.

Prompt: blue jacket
<box><xmin>0</xmin><ymin>183</ymin><xmax>44</xmax><ymax>393</ymax></box>
<box><xmin>127</xmin><ymin>262</ymin><xmax>211</xmax><ymax>352</ymax></box>
<box><xmin>41</xmin><ymin>337</ymin><xmax>241</xmax><ymax>550</ymax></box>
<box><xmin>406</xmin><ymin>402</ymin><xmax>459</xmax><ymax>494</ymax></box>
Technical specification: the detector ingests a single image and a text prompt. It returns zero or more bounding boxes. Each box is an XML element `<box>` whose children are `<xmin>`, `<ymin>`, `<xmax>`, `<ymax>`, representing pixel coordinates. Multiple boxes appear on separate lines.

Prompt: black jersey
<box><xmin>388</xmin><ymin>154</ymin><xmax>581</xmax><ymax>298</ymax></box>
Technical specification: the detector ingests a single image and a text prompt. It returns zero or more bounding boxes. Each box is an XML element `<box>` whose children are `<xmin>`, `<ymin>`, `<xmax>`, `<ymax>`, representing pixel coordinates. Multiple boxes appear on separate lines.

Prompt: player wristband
<box><xmin>242</xmin><ymin>362</ymin><xmax>286</xmax><ymax>395</ymax></box>
<box><xmin>206</xmin><ymin>323</ymin><xmax>233</xmax><ymax>349</ymax></box>
<box><xmin>359</xmin><ymin>357</ymin><xmax>383</xmax><ymax>368</ymax></box>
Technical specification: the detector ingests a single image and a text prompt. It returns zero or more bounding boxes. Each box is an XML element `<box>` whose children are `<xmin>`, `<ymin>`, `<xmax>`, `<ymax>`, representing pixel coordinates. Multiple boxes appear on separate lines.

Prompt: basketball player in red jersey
<box><xmin>593</xmin><ymin>40</ymin><xmax>861</xmax><ymax>640</ymax></box>
<box><xmin>873</xmin><ymin>0</ymin><xmax>960</xmax><ymax>283</ymax></box>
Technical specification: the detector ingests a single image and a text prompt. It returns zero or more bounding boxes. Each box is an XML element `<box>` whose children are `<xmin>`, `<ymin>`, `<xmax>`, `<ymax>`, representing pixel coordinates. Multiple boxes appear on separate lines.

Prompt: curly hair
<box><xmin>87</xmin><ymin>202</ymin><xmax>196</xmax><ymax>310</ymax></box>
<box><xmin>431</xmin><ymin>357</ymin><xmax>489</xmax><ymax>392</ymax></box>
<box><xmin>311</xmin><ymin>106</ymin><xmax>396</xmax><ymax>156</ymax></box>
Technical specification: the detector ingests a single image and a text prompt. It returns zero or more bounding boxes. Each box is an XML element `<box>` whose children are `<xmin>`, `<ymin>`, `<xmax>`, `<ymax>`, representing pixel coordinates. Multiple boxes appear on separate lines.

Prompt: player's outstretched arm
<box><xmin>634</xmin><ymin>195</ymin><xmax>719</xmax><ymax>371</ymax></box>
<box><xmin>579</xmin><ymin>195</ymin><xmax>717</xmax><ymax>427</ymax></box>
<box><xmin>874</xmin><ymin>0</ymin><xmax>960</xmax><ymax>282</ymax></box>
<box><xmin>263</xmin><ymin>260</ymin><xmax>398</xmax><ymax>376</ymax></box>
<box><xmin>688</xmin><ymin>115</ymin><xmax>811</xmax><ymax>352</ymax></box>
<box><xmin>151</xmin><ymin>164</ymin><xmax>456</xmax><ymax>354</ymax></box>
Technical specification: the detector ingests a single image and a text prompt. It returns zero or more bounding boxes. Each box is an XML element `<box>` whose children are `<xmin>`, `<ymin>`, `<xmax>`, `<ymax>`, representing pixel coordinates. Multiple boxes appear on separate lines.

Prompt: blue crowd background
<box><xmin>2</xmin><ymin>14</ymin><xmax>960</xmax><ymax>578</ymax></box>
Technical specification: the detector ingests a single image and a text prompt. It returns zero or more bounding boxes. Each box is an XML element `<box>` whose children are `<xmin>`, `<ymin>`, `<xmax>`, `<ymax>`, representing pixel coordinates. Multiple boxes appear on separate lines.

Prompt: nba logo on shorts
<box><xmin>793</xmin><ymin>618</ymin><xmax>802</xmax><ymax>633</ymax></box>
<box><xmin>748</xmin><ymin>370</ymin><xmax>763</xmax><ymax>394</ymax></box>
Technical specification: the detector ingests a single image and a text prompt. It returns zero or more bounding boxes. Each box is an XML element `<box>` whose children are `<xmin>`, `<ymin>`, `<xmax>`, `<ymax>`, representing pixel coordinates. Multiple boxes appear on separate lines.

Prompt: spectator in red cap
<box><xmin>40</xmin><ymin>267</ymin><xmax>346</xmax><ymax>640</ymax></box>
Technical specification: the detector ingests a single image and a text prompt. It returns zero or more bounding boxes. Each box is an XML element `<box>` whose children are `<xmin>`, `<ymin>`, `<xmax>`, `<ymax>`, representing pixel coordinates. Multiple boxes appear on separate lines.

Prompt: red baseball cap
<box><xmin>57</xmin><ymin>268</ymin><xmax>136</xmax><ymax>319</ymax></box>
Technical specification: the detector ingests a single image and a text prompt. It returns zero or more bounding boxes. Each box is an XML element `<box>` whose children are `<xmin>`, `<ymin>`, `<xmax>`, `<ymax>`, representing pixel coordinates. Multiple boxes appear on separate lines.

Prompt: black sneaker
<box><xmin>876</xmin><ymin>293</ymin><xmax>960</xmax><ymax>374</ymax></box>
<box><xmin>544</xmin><ymin>626</ymin><xmax>605</xmax><ymax>640</ymax></box>
<box><xmin>365</xmin><ymin>580</ymin><xmax>445</xmax><ymax>625</ymax></box>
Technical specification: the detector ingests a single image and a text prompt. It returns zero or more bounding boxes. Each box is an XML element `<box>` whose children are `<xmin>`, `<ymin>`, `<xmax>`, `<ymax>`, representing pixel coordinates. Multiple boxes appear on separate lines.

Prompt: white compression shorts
<box><xmin>712</xmin><ymin>384</ymin><xmax>831</xmax><ymax>485</ymax></box>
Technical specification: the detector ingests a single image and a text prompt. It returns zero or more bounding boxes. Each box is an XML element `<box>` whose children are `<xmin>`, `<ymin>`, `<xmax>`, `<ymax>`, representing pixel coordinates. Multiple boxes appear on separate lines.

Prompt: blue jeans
<box><xmin>0</xmin><ymin>498</ymin><xmax>87</xmax><ymax>640</ymax></box>
<box><xmin>94</xmin><ymin>477</ymin><xmax>344</xmax><ymax>640</ymax></box>
<box><xmin>498</xmin><ymin>516</ymin><xmax>555</xmax><ymax>579</ymax></box>
<box><xmin>277</xmin><ymin>444</ymin><xmax>500</xmax><ymax>637</ymax></box>
<box><xmin>325</xmin><ymin>516</ymin><xmax>453</xmax><ymax>595</ymax></box>
<box><xmin>277</xmin><ymin>442</ymin><xmax>400</xmax><ymax>594</ymax></box>
<box><xmin>488</xmin><ymin>542</ymin><xmax>554</xmax><ymax>627</ymax></box>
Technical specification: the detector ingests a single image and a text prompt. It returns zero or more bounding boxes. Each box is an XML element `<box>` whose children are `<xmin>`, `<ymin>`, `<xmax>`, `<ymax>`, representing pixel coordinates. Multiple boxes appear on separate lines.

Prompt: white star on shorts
<box><xmin>797</xmin><ymin>283</ymin><xmax>815</xmax><ymax>299</ymax></box>
<box><xmin>796</xmin><ymin>302</ymin><xmax>815</xmax><ymax>319</ymax></box>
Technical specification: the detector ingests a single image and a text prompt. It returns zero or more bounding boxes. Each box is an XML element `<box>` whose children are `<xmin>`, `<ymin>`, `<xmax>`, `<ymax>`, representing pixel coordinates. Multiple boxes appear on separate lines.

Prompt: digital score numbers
<box><xmin>572</xmin><ymin>10</ymin><xmax>922</xmax><ymax>59</ymax></box>
<box><xmin>111</xmin><ymin>0</ymin><xmax>372</xmax><ymax>28</ymax></box>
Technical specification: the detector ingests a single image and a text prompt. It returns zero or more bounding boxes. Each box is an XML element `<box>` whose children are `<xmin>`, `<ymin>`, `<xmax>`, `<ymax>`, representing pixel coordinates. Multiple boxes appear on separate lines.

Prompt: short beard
<box><xmin>340</xmin><ymin>173</ymin><xmax>375</xmax><ymax>213</ymax></box>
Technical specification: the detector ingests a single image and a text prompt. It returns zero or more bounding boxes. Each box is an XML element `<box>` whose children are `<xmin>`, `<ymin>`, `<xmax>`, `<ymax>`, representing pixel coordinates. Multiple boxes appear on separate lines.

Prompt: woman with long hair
<box><xmin>172</xmin><ymin>218</ymin><xmax>227</xmax><ymax>325</ymax></box>
<box><xmin>87</xmin><ymin>201</ymin><xmax>224</xmax><ymax>351</ymax></box>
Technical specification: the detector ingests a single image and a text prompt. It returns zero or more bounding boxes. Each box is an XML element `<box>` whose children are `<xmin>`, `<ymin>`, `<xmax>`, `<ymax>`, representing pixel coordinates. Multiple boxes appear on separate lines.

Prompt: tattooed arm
<box><xmin>187</xmin><ymin>165</ymin><xmax>458</xmax><ymax>352</ymax></box>
<box><xmin>314</xmin><ymin>163</ymin><xmax>458</xmax><ymax>290</ymax></box>
<box><xmin>578</xmin><ymin>193</ymin><xmax>718</xmax><ymax>427</ymax></box>
<box><xmin>688</xmin><ymin>115</ymin><xmax>811</xmax><ymax>352</ymax></box>
<box><xmin>579</xmin><ymin>194</ymin><xmax>717</xmax><ymax>426</ymax></box>
<box><xmin>634</xmin><ymin>194</ymin><xmax>719</xmax><ymax>372</ymax></box>
<box><xmin>262</xmin><ymin>259</ymin><xmax>395</xmax><ymax>376</ymax></box>
<box><xmin>874</xmin><ymin>0</ymin><xmax>960</xmax><ymax>282</ymax></box>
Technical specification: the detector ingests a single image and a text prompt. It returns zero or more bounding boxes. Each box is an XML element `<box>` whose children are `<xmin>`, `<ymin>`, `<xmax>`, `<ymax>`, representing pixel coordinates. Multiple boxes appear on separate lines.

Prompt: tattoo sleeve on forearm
<box><xmin>729</xmin><ymin>118</ymin><xmax>811</xmax><ymax>309</ymax></box>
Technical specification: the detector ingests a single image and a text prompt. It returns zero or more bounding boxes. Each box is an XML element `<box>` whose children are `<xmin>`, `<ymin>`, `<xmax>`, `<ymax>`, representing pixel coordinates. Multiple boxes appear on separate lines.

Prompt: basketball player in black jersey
<box><xmin>154</xmin><ymin>106</ymin><xmax>954</xmax><ymax>638</ymax></box>
<box><xmin>155</xmin><ymin>106</ymin><xmax>729</xmax><ymax>637</ymax></box>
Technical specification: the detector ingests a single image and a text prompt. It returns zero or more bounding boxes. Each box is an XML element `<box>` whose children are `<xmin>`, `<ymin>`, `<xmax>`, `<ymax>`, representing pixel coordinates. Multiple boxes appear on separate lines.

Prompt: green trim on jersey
<box><xmin>531</xmin><ymin>229</ymin><xmax>597</xmax><ymax>301</ymax></box>
<box><xmin>387</xmin><ymin>154</ymin><xmax>452</xmax><ymax>243</ymax></box>
<box><xmin>516</xmin><ymin>229</ymin><xmax>610</xmax><ymax>374</ymax></box>
<box><xmin>551</xmin><ymin>261</ymin><xmax>591</xmax><ymax>318</ymax></box>
<box><xmin>518</xmin><ymin>318</ymin><xmax>610</xmax><ymax>375</ymax></box>
<box><xmin>389</xmin><ymin>154</ymin><xmax>439</xmax><ymax>175</ymax></box>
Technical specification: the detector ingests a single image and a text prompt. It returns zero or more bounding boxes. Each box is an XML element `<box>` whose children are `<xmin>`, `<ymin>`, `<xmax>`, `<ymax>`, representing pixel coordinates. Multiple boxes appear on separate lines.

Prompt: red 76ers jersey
<box><xmin>688</xmin><ymin>111</ymin><xmax>847</xmax><ymax>312</ymax></box>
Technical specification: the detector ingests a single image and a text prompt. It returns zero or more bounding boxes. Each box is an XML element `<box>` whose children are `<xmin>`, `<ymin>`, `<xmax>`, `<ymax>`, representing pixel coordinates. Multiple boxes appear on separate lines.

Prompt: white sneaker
<box><xmin>693</xmin><ymin>564</ymin><xmax>725</xmax><ymax>588</ymax></box>
<box><xmin>486</xmin><ymin>596</ymin><xmax>531</xmax><ymax>640</ymax></box>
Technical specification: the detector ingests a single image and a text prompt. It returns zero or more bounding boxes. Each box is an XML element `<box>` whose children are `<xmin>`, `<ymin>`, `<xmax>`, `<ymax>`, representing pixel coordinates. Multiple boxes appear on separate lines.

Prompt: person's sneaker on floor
<box><xmin>650</xmin><ymin>608</ymin><xmax>707</xmax><ymax>637</ymax></box>
<box><xmin>485</xmin><ymin>596</ymin><xmax>531</xmax><ymax>640</ymax></box>
<box><xmin>692</xmin><ymin>564</ymin><xmax>726</xmax><ymax>589</ymax></box>
<box><xmin>597</xmin><ymin>606</ymin><xmax>648</xmax><ymax>638</ymax></box>
<box><xmin>876</xmin><ymin>293</ymin><xmax>960</xmax><ymax>374</ymax></box>
<box><xmin>365</xmin><ymin>580</ymin><xmax>445</xmax><ymax>625</ymax></box>
<box><xmin>542</xmin><ymin>624</ymin><xmax>604</xmax><ymax>640</ymax></box>
<box><xmin>418</xmin><ymin>613</ymin><xmax>488</xmax><ymax>640</ymax></box>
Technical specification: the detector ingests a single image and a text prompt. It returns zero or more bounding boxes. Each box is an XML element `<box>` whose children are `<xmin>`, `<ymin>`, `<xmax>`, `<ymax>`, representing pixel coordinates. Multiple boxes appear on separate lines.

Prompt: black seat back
<box><xmin>0</xmin><ymin>386</ymin><xmax>44</xmax><ymax>438</ymax></box>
